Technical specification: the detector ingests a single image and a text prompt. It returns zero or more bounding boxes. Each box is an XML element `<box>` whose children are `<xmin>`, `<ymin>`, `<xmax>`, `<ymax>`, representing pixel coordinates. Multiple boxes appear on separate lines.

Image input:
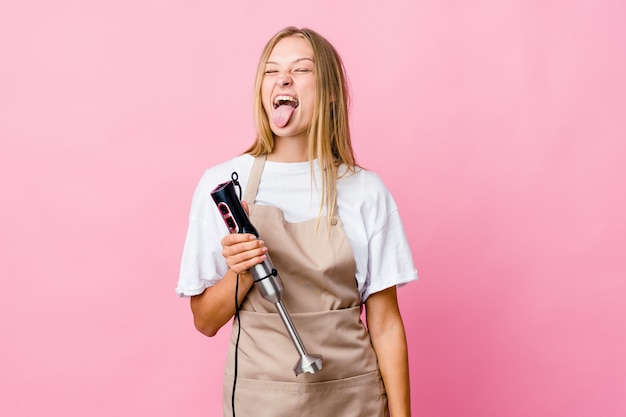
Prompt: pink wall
<box><xmin>1</xmin><ymin>1</ymin><xmax>624</xmax><ymax>416</ymax></box>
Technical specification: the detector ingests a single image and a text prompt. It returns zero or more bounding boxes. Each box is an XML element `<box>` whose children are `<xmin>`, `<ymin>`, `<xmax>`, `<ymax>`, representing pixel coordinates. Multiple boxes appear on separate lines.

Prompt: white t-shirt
<box><xmin>176</xmin><ymin>154</ymin><xmax>418</xmax><ymax>301</ymax></box>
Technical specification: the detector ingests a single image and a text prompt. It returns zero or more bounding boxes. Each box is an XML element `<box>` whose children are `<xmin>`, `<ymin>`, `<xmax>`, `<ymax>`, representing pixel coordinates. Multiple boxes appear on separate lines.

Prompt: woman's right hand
<box><xmin>220</xmin><ymin>200</ymin><xmax>267</xmax><ymax>274</ymax></box>
<box><xmin>220</xmin><ymin>233</ymin><xmax>267</xmax><ymax>275</ymax></box>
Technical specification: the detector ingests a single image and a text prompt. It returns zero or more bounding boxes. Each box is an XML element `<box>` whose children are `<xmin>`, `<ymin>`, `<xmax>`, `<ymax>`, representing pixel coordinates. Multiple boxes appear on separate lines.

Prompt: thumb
<box><xmin>241</xmin><ymin>200</ymin><xmax>250</xmax><ymax>216</ymax></box>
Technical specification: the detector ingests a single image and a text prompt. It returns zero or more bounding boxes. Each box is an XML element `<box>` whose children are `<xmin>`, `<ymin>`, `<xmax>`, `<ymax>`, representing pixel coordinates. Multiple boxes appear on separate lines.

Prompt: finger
<box><xmin>229</xmin><ymin>253</ymin><xmax>267</xmax><ymax>275</ymax></box>
<box><xmin>221</xmin><ymin>233</ymin><xmax>256</xmax><ymax>248</ymax></box>
<box><xmin>223</xmin><ymin>240</ymin><xmax>267</xmax><ymax>262</ymax></box>
<box><xmin>241</xmin><ymin>200</ymin><xmax>250</xmax><ymax>216</ymax></box>
<box><xmin>222</xmin><ymin>237</ymin><xmax>265</xmax><ymax>258</ymax></box>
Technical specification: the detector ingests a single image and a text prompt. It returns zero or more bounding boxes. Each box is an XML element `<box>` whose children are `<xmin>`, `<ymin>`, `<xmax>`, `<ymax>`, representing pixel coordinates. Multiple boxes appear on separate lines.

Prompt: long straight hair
<box><xmin>245</xmin><ymin>27</ymin><xmax>359</xmax><ymax>226</ymax></box>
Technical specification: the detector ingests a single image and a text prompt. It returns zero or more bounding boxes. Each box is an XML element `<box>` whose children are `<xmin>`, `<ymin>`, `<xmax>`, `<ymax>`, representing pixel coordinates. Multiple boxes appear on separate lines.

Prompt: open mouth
<box><xmin>273</xmin><ymin>95</ymin><xmax>299</xmax><ymax>109</ymax></box>
<box><xmin>272</xmin><ymin>95</ymin><xmax>299</xmax><ymax>128</ymax></box>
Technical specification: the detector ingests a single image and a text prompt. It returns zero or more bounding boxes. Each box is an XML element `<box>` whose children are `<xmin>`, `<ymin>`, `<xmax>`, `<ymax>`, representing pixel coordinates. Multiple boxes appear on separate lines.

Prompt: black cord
<box><xmin>232</xmin><ymin>273</ymin><xmax>241</xmax><ymax>417</ymax></box>
<box><xmin>230</xmin><ymin>171</ymin><xmax>242</xmax><ymax>417</ymax></box>
<box><xmin>231</xmin><ymin>171</ymin><xmax>242</xmax><ymax>200</ymax></box>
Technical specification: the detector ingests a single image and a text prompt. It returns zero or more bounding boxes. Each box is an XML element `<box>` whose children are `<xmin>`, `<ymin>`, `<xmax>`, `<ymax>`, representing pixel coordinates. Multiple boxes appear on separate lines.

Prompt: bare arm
<box><xmin>366</xmin><ymin>286</ymin><xmax>411</xmax><ymax>417</ymax></box>
<box><xmin>190</xmin><ymin>263</ymin><xmax>253</xmax><ymax>337</ymax></box>
<box><xmin>190</xmin><ymin>201</ymin><xmax>268</xmax><ymax>336</ymax></box>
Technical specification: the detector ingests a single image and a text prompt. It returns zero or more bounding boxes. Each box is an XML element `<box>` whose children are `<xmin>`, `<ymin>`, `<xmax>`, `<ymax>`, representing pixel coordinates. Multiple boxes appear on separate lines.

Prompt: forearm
<box><xmin>371</xmin><ymin>320</ymin><xmax>411</xmax><ymax>417</ymax></box>
<box><xmin>190</xmin><ymin>269</ymin><xmax>254</xmax><ymax>337</ymax></box>
<box><xmin>191</xmin><ymin>230</ymin><xmax>267</xmax><ymax>337</ymax></box>
<box><xmin>366</xmin><ymin>287</ymin><xmax>411</xmax><ymax>417</ymax></box>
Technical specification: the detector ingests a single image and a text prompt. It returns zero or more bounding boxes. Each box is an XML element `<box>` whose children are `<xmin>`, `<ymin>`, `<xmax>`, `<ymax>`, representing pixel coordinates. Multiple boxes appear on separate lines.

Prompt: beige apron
<box><xmin>222</xmin><ymin>155</ymin><xmax>388</xmax><ymax>417</ymax></box>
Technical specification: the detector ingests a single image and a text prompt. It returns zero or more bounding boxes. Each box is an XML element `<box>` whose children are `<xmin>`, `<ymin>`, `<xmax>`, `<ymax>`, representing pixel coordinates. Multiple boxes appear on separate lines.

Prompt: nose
<box><xmin>276</xmin><ymin>73</ymin><xmax>292</xmax><ymax>87</ymax></box>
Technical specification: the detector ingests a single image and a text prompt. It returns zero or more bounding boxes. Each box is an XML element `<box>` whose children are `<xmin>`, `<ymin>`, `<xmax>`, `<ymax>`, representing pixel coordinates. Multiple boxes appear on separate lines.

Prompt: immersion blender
<box><xmin>211</xmin><ymin>179</ymin><xmax>323</xmax><ymax>376</ymax></box>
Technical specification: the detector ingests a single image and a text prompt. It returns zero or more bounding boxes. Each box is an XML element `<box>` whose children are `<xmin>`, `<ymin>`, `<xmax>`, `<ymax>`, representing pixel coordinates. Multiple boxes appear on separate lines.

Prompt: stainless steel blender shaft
<box><xmin>250</xmin><ymin>257</ymin><xmax>323</xmax><ymax>376</ymax></box>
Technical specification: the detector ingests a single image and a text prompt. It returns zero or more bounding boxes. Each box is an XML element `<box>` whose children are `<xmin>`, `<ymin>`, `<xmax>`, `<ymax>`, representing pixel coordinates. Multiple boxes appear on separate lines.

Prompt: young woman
<box><xmin>177</xmin><ymin>27</ymin><xmax>417</xmax><ymax>417</ymax></box>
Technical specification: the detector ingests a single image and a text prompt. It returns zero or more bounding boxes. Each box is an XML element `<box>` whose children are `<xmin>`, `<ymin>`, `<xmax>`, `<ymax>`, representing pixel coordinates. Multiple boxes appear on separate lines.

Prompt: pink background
<box><xmin>1</xmin><ymin>1</ymin><xmax>625</xmax><ymax>416</ymax></box>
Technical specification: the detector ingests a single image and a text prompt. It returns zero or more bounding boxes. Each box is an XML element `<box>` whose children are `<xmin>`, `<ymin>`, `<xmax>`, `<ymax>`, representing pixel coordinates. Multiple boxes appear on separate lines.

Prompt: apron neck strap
<box><xmin>243</xmin><ymin>154</ymin><xmax>267</xmax><ymax>204</ymax></box>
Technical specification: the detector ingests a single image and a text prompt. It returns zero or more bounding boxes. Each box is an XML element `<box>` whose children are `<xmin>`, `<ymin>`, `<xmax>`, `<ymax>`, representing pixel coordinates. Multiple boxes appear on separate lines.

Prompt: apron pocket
<box><xmin>223</xmin><ymin>370</ymin><xmax>388</xmax><ymax>417</ymax></box>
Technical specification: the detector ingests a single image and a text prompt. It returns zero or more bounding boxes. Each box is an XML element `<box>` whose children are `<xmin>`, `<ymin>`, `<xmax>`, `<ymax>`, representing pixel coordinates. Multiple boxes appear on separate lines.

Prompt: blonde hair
<box><xmin>245</xmin><ymin>27</ymin><xmax>358</xmax><ymax>225</ymax></box>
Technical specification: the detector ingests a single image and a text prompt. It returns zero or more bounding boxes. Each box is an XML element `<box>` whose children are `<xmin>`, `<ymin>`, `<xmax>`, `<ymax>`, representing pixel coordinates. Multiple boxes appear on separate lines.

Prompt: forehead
<box><xmin>267</xmin><ymin>36</ymin><xmax>314</xmax><ymax>63</ymax></box>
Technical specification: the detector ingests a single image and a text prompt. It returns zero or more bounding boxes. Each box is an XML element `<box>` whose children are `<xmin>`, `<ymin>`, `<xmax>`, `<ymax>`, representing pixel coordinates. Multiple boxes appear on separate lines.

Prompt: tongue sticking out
<box><xmin>272</xmin><ymin>104</ymin><xmax>296</xmax><ymax>128</ymax></box>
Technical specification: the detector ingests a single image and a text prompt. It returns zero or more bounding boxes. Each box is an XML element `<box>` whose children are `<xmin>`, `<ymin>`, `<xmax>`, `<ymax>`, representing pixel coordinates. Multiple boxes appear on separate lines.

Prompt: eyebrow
<box><xmin>265</xmin><ymin>57</ymin><xmax>314</xmax><ymax>65</ymax></box>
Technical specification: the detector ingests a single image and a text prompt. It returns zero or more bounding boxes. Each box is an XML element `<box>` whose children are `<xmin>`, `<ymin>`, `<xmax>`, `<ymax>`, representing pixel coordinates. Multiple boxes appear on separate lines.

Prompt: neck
<box><xmin>268</xmin><ymin>135</ymin><xmax>309</xmax><ymax>162</ymax></box>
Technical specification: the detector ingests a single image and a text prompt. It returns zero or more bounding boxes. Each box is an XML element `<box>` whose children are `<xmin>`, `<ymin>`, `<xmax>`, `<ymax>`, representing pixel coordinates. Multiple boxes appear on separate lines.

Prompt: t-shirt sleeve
<box><xmin>358</xmin><ymin>173</ymin><xmax>418</xmax><ymax>301</ymax></box>
<box><xmin>175</xmin><ymin>171</ymin><xmax>230</xmax><ymax>297</ymax></box>
<box><xmin>362</xmin><ymin>208</ymin><xmax>418</xmax><ymax>300</ymax></box>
